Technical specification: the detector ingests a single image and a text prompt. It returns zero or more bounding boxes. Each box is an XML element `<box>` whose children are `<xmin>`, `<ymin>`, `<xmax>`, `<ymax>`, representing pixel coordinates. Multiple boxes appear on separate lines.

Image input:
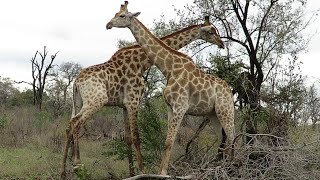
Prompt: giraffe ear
<box><xmin>200</xmin><ymin>26</ymin><xmax>211</xmax><ymax>32</ymax></box>
<box><xmin>132</xmin><ymin>12</ymin><xmax>141</xmax><ymax>17</ymax></box>
<box><xmin>204</xmin><ymin>16</ymin><xmax>210</xmax><ymax>25</ymax></box>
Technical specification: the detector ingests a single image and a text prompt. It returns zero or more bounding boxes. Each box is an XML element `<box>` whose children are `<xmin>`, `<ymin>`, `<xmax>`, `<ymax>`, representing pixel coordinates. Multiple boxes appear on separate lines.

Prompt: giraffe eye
<box><xmin>119</xmin><ymin>14</ymin><xmax>125</xmax><ymax>18</ymax></box>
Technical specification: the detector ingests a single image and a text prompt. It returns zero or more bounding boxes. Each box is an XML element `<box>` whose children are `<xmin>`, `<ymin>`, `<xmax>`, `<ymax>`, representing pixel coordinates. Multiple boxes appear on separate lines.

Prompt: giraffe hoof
<box><xmin>73</xmin><ymin>163</ymin><xmax>85</xmax><ymax>170</ymax></box>
<box><xmin>160</xmin><ymin>170</ymin><xmax>167</xmax><ymax>175</ymax></box>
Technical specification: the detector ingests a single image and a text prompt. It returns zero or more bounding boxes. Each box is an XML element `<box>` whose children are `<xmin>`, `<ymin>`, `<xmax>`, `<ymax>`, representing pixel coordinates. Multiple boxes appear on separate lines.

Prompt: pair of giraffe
<box><xmin>61</xmin><ymin>1</ymin><xmax>235</xmax><ymax>178</ymax></box>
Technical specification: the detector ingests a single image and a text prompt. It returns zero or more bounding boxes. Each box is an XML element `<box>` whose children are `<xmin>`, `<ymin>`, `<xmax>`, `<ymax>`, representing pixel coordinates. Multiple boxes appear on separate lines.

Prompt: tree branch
<box><xmin>14</xmin><ymin>80</ymin><xmax>33</xmax><ymax>86</ymax></box>
<box><xmin>255</xmin><ymin>0</ymin><xmax>277</xmax><ymax>51</ymax></box>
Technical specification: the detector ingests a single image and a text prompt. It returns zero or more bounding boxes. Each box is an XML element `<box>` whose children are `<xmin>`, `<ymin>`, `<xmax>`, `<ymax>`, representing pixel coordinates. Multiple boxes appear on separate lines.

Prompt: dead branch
<box><xmin>14</xmin><ymin>80</ymin><xmax>34</xmax><ymax>86</ymax></box>
<box><xmin>123</xmin><ymin>174</ymin><xmax>196</xmax><ymax>180</ymax></box>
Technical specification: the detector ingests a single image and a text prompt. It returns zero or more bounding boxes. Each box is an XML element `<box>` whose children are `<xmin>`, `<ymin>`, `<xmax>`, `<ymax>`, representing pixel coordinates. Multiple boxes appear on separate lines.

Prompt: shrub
<box><xmin>0</xmin><ymin>114</ymin><xmax>9</xmax><ymax>129</ymax></box>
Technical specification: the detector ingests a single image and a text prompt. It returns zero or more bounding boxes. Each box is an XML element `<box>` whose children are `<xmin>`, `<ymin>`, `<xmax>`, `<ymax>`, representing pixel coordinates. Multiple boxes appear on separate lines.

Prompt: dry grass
<box><xmin>168</xmin><ymin>132</ymin><xmax>320</xmax><ymax>180</ymax></box>
<box><xmin>1</xmin><ymin>105</ymin><xmax>320</xmax><ymax>179</ymax></box>
<box><xmin>0</xmin><ymin>106</ymin><xmax>130</xmax><ymax>179</ymax></box>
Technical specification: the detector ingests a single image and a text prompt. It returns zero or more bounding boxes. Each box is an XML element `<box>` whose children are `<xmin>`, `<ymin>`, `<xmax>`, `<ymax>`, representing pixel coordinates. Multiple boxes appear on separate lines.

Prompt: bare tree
<box><xmin>16</xmin><ymin>46</ymin><xmax>58</xmax><ymax>110</ymax></box>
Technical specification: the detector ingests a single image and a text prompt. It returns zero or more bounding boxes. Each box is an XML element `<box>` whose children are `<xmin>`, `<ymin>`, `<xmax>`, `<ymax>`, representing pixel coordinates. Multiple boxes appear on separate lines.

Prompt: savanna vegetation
<box><xmin>1</xmin><ymin>0</ymin><xmax>320</xmax><ymax>179</ymax></box>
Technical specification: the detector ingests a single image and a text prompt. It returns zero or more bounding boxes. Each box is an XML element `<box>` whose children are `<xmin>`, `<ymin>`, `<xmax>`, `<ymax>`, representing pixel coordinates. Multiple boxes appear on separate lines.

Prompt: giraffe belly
<box><xmin>186</xmin><ymin>102</ymin><xmax>214</xmax><ymax>116</ymax></box>
<box><xmin>106</xmin><ymin>96</ymin><xmax>123</xmax><ymax>106</ymax></box>
<box><xmin>106</xmin><ymin>91</ymin><xmax>124</xmax><ymax>106</ymax></box>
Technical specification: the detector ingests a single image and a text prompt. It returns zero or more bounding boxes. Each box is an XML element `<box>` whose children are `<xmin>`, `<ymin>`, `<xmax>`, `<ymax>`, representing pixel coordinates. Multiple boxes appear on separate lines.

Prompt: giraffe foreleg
<box><xmin>123</xmin><ymin>108</ymin><xmax>135</xmax><ymax>176</ymax></box>
<box><xmin>160</xmin><ymin>105</ymin><xmax>186</xmax><ymax>175</ymax></box>
<box><xmin>127</xmin><ymin>104</ymin><xmax>144</xmax><ymax>174</ymax></box>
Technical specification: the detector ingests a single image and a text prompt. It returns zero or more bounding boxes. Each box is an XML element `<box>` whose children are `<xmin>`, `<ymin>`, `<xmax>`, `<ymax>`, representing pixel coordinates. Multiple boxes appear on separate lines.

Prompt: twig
<box><xmin>237</xmin><ymin>133</ymin><xmax>320</xmax><ymax>151</ymax></box>
<box><xmin>271</xmin><ymin>139</ymin><xmax>320</xmax><ymax>151</ymax></box>
<box><xmin>237</xmin><ymin>133</ymin><xmax>285</xmax><ymax>140</ymax></box>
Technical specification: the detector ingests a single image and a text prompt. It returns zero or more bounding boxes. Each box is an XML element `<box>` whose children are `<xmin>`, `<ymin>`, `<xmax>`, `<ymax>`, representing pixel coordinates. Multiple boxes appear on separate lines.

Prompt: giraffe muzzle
<box><xmin>219</xmin><ymin>44</ymin><xmax>225</xmax><ymax>49</ymax></box>
<box><xmin>106</xmin><ymin>22</ymin><xmax>113</xmax><ymax>29</ymax></box>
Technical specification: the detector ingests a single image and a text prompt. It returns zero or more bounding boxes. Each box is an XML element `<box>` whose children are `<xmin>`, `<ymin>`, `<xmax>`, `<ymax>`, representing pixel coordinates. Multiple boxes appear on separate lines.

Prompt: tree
<box><xmin>0</xmin><ymin>76</ymin><xmax>19</xmax><ymax>106</ymax></box>
<box><xmin>261</xmin><ymin>56</ymin><xmax>306</xmax><ymax>143</ymax></box>
<box><xmin>154</xmin><ymin>0</ymin><xmax>316</xmax><ymax>136</ymax></box>
<box><xmin>304</xmin><ymin>84</ymin><xmax>320</xmax><ymax>127</ymax></box>
<box><xmin>47</xmin><ymin>62</ymin><xmax>82</xmax><ymax>116</ymax></box>
<box><xmin>16</xmin><ymin>46</ymin><xmax>58</xmax><ymax>110</ymax></box>
<box><xmin>10</xmin><ymin>89</ymin><xmax>34</xmax><ymax>106</ymax></box>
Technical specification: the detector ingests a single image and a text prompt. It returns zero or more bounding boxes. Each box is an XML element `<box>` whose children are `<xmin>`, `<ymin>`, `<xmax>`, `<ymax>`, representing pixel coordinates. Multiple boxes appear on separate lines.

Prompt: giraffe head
<box><xmin>198</xmin><ymin>16</ymin><xmax>224</xmax><ymax>49</ymax></box>
<box><xmin>106</xmin><ymin>1</ymin><xmax>224</xmax><ymax>49</ymax></box>
<box><xmin>106</xmin><ymin>1</ymin><xmax>140</xmax><ymax>29</ymax></box>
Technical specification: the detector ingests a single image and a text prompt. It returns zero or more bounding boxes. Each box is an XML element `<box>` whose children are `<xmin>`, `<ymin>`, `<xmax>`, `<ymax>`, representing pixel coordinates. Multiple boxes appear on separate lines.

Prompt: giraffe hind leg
<box><xmin>215</xmin><ymin>105</ymin><xmax>235</xmax><ymax>159</ymax></box>
<box><xmin>61</xmin><ymin>119</ymin><xmax>77</xmax><ymax>179</ymax></box>
<box><xmin>72</xmin><ymin>95</ymin><xmax>108</xmax><ymax>168</ymax></box>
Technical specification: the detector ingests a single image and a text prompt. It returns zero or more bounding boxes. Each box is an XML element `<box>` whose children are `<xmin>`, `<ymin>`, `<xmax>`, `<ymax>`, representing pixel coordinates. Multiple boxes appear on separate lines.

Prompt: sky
<box><xmin>0</xmin><ymin>0</ymin><xmax>319</xmax><ymax>89</ymax></box>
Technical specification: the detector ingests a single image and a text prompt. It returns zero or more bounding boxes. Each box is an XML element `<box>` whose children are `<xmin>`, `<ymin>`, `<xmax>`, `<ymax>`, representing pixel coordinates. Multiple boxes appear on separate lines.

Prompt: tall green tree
<box><xmin>154</xmin><ymin>0</ymin><xmax>316</xmax><ymax>135</ymax></box>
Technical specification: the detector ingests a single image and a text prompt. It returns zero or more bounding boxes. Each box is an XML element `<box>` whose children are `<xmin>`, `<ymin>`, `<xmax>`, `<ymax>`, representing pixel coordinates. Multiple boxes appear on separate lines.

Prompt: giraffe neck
<box><xmin>129</xmin><ymin>18</ymin><xmax>185</xmax><ymax>78</ymax></box>
<box><xmin>160</xmin><ymin>25</ymin><xmax>200</xmax><ymax>50</ymax></box>
<box><xmin>119</xmin><ymin>24</ymin><xmax>202</xmax><ymax>72</ymax></box>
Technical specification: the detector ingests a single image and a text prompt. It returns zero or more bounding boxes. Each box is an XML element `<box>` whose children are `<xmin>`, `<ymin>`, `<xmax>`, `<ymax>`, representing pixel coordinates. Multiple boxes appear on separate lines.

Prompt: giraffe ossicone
<box><xmin>106</xmin><ymin>1</ymin><xmax>235</xmax><ymax>175</ymax></box>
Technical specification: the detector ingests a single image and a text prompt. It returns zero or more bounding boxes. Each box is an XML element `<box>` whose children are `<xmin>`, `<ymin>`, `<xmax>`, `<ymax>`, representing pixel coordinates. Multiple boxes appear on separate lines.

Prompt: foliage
<box><xmin>153</xmin><ymin>0</ymin><xmax>316</xmax><ymax>113</ymax></box>
<box><xmin>74</xmin><ymin>165</ymin><xmax>91</xmax><ymax>180</ymax></box>
<box><xmin>8</xmin><ymin>89</ymin><xmax>34</xmax><ymax>106</ymax></box>
<box><xmin>202</xmin><ymin>55</ymin><xmax>245</xmax><ymax>95</ymax></box>
<box><xmin>46</xmin><ymin>61</ymin><xmax>82</xmax><ymax>117</ymax></box>
<box><xmin>138</xmin><ymin>98</ymin><xmax>167</xmax><ymax>168</ymax></box>
<box><xmin>262</xmin><ymin>56</ymin><xmax>307</xmax><ymax>126</ymax></box>
<box><xmin>117</xmin><ymin>39</ymin><xmax>136</xmax><ymax>48</ymax></box>
<box><xmin>0</xmin><ymin>76</ymin><xmax>19</xmax><ymax>106</ymax></box>
<box><xmin>102</xmin><ymin>97</ymin><xmax>167</xmax><ymax>171</ymax></box>
<box><xmin>301</xmin><ymin>84</ymin><xmax>320</xmax><ymax>126</ymax></box>
<box><xmin>143</xmin><ymin>66</ymin><xmax>165</xmax><ymax>100</ymax></box>
<box><xmin>0</xmin><ymin>1</ymin><xmax>319</xmax><ymax>179</ymax></box>
<box><xmin>0</xmin><ymin>114</ymin><xmax>9</xmax><ymax>129</ymax></box>
<box><xmin>34</xmin><ymin>111</ymin><xmax>54</xmax><ymax>129</ymax></box>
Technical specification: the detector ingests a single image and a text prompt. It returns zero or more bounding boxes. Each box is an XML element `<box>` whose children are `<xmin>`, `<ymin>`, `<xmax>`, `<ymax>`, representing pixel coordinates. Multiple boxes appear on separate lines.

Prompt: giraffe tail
<box><xmin>72</xmin><ymin>84</ymin><xmax>82</xmax><ymax>117</ymax></box>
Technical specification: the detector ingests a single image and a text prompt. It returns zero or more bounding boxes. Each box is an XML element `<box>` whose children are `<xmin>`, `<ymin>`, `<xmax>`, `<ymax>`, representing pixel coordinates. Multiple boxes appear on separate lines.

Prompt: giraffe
<box><xmin>60</xmin><ymin>8</ymin><xmax>225</xmax><ymax>179</ymax></box>
<box><xmin>106</xmin><ymin>1</ymin><xmax>235</xmax><ymax>175</ymax></box>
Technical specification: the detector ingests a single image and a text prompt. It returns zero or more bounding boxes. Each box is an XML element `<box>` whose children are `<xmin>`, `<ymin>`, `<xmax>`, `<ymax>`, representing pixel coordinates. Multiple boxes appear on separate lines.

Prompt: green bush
<box><xmin>74</xmin><ymin>165</ymin><xmax>91</xmax><ymax>180</ymax></box>
<box><xmin>34</xmin><ymin>111</ymin><xmax>53</xmax><ymax>127</ymax></box>
<box><xmin>0</xmin><ymin>114</ymin><xmax>9</xmax><ymax>129</ymax></box>
<box><xmin>103</xmin><ymin>97</ymin><xmax>167</xmax><ymax>172</ymax></box>
<box><xmin>138</xmin><ymin>100</ymin><xmax>166</xmax><ymax>168</ymax></box>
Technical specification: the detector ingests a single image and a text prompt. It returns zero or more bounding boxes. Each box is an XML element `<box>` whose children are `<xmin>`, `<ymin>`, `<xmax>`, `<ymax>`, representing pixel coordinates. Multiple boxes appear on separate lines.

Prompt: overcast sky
<box><xmin>0</xmin><ymin>0</ymin><xmax>319</xmax><ymax>89</ymax></box>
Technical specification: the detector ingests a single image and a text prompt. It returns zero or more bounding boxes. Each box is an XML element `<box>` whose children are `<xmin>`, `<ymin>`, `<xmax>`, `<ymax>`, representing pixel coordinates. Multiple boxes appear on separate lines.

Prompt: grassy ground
<box><xmin>0</xmin><ymin>145</ymin><xmax>60</xmax><ymax>179</ymax></box>
<box><xmin>0</xmin><ymin>140</ymin><xmax>129</xmax><ymax>180</ymax></box>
